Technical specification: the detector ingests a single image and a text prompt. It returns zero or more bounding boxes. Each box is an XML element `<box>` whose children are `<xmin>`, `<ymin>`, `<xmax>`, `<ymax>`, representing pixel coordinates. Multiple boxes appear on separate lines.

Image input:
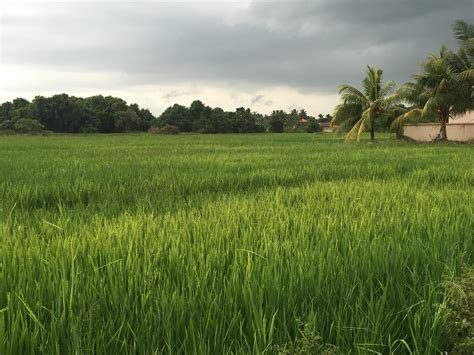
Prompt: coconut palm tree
<box><xmin>392</xmin><ymin>46</ymin><xmax>472</xmax><ymax>141</ymax></box>
<box><xmin>332</xmin><ymin>66</ymin><xmax>398</xmax><ymax>142</ymax></box>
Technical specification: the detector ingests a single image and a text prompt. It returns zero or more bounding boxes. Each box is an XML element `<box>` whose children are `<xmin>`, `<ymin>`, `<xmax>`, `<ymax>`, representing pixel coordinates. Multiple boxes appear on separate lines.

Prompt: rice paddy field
<box><xmin>0</xmin><ymin>133</ymin><xmax>473</xmax><ymax>354</ymax></box>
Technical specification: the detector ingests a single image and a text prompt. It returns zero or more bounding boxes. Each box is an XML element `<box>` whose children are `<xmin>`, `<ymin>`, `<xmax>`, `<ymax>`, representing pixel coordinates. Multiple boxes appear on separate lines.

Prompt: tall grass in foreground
<box><xmin>0</xmin><ymin>134</ymin><xmax>473</xmax><ymax>354</ymax></box>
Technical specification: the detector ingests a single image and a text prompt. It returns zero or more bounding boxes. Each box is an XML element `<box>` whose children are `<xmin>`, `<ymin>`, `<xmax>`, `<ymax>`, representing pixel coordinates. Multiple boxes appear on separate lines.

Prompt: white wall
<box><xmin>403</xmin><ymin>123</ymin><xmax>474</xmax><ymax>142</ymax></box>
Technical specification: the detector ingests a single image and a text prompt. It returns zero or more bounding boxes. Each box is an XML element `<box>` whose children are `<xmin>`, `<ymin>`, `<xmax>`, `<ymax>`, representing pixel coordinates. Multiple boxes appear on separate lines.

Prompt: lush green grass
<box><xmin>0</xmin><ymin>133</ymin><xmax>472</xmax><ymax>354</ymax></box>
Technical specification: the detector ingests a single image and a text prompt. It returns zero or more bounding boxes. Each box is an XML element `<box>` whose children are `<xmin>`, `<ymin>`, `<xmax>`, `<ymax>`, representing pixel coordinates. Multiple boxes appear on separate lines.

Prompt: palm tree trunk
<box><xmin>435</xmin><ymin>112</ymin><xmax>449</xmax><ymax>141</ymax></box>
<box><xmin>439</xmin><ymin>122</ymin><xmax>448</xmax><ymax>141</ymax></box>
<box><xmin>370</xmin><ymin>118</ymin><xmax>375</xmax><ymax>142</ymax></box>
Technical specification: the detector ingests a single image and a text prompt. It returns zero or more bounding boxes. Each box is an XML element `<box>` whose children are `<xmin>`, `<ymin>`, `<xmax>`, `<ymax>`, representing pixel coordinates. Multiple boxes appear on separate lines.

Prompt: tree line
<box><xmin>333</xmin><ymin>19</ymin><xmax>473</xmax><ymax>142</ymax></box>
<box><xmin>0</xmin><ymin>95</ymin><xmax>155</xmax><ymax>134</ymax></box>
<box><xmin>0</xmin><ymin>94</ymin><xmax>334</xmax><ymax>134</ymax></box>
<box><xmin>154</xmin><ymin>100</ymin><xmax>332</xmax><ymax>133</ymax></box>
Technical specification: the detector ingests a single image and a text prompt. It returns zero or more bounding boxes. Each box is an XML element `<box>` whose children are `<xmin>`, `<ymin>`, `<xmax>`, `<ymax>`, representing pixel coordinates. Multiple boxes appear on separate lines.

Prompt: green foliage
<box><xmin>306</xmin><ymin>120</ymin><xmax>322</xmax><ymax>133</ymax></box>
<box><xmin>316</xmin><ymin>114</ymin><xmax>333</xmax><ymax>124</ymax></box>
<box><xmin>0</xmin><ymin>118</ymin><xmax>45</xmax><ymax>134</ymax></box>
<box><xmin>0</xmin><ymin>94</ymin><xmax>156</xmax><ymax>134</ymax></box>
<box><xmin>0</xmin><ymin>120</ymin><xmax>14</xmax><ymax>131</ymax></box>
<box><xmin>269</xmin><ymin>116</ymin><xmax>285</xmax><ymax>132</ymax></box>
<box><xmin>156</xmin><ymin>103</ymin><xmax>191</xmax><ymax>131</ymax></box>
<box><xmin>114</xmin><ymin>109</ymin><xmax>142</xmax><ymax>133</ymax></box>
<box><xmin>155</xmin><ymin>101</ymin><xmax>266</xmax><ymax>133</ymax></box>
<box><xmin>0</xmin><ymin>134</ymin><xmax>472</xmax><ymax>354</ymax></box>
<box><xmin>0</xmin><ymin>96</ymin><xmax>328</xmax><ymax>135</ymax></box>
<box><xmin>12</xmin><ymin>118</ymin><xmax>45</xmax><ymax>133</ymax></box>
<box><xmin>235</xmin><ymin>107</ymin><xmax>266</xmax><ymax>133</ymax></box>
<box><xmin>154</xmin><ymin>103</ymin><xmax>323</xmax><ymax>134</ymax></box>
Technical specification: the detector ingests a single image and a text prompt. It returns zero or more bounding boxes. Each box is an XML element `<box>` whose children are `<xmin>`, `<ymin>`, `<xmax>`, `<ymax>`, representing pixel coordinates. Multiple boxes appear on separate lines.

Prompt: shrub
<box><xmin>13</xmin><ymin>118</ymin><xmax>45</xmax><ymax>133</ymax></box>
<box><xmin>306</xmin><ymin>121</ymin><xmax>322</xmax><ymax>133</ymax></box>
<box><xmin>149</xmin><ymin>125</ymin><xmax>180</xmax><ymax>135</ymax></box>
<box><xmin>0</xmin><ymin>120</ymin><xmax>15</xmax><ymax>131</ymax></box>
<box><xmin>148</xmin><ymin>127</ymin><xmax>160</xmax><ymax>134</ymax></box>
<box><xmin>441</xmin><ymin>267</ymin><xmax>474</xmax><ymax>354</ymax></box>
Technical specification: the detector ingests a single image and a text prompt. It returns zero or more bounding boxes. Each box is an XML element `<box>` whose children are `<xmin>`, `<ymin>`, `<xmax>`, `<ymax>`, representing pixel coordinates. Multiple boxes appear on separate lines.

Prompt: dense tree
<box><xmin>153</xmin><ymin>102</ymin><xmax>266</xmax><ymax>133</ymax></box>
<box><xmin>0</xmin><ymin>94</ymin><xmax>157</xmax><ymax>134</ymax></box>
<box><xmin>115</xmin><ymin>110</ymin><xmax>142</xmax><ymax>132</ymax></box>
<box><xmin>190</xmin><ymin>101</ymin><xmax>213</xmax><ymax>132</ymax></box>
<box><xmin>235</xmin><ymin>107</ymin><xmax>265</xmax><ymax>133</ymax></box>
<box><xmin>189</xmin><ymin>100</ymin><xmax>208</xmax><ymax>124</ymax></box>
<box><xmin>32</xmin><ymin>94</ymin><xmax>88</xmax><ymax>132</ymax></box>
<box><xmin>299</xmin><ymin>109</ymin><xmax>308</xmax><ymax>119</ymax></box>
<box><xmin>157</xmin><ymin>104</ymin><xmax>191</xmax><ymax>131</ymax></box>
<box><xmin>10</xmin><ymin>98</ymin><xmax>33</xmax><ymax>119</ymax></box>
<box><xmin>84</xmin><ymin>95</ymin><xmax>129</xmax><ymax>133</ymax></box>
<box><xmin>269</xmin><ymin>119</ymin><xmax>284</xmax><ymax>133</ymax></box>
<box><xmin>209</xmin><ymin>107</ymin><xmax>234</xmax><ymax>133</ymax></box>
<box><xmin>129</xmin><ymin>103</ymin><xmax>155</xmax><ymax>131</ymax></box>
<box><xmin>332</xmin><ymin>66</ymin><xmax>399</xmax><ymax>142</ymax></box>
<box><xmin>0</xmin><ymin>101</ymin><xmax>13</xmax><ymax>122</ymax></box>
<box><xmin>268</xmin><ymin>111</ymin><xmax>287</xmax><ymax>133</ymax></box>
<box><xmin>305</xmin><ymin>120</ymin><xmax>322</xmax><ymax>133</ymax></box>
<box><xmin>316</xmin><ymin>113</ymin><xmax>332</xmax><ymax>123</ymax></box>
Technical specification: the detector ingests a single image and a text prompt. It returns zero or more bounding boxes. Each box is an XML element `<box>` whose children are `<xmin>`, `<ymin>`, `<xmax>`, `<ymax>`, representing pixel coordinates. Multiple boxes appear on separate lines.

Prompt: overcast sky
<box><xmin>1</xmin><ymin>0</ymin><xmax>472</xmax><ymax>116</ymax></box>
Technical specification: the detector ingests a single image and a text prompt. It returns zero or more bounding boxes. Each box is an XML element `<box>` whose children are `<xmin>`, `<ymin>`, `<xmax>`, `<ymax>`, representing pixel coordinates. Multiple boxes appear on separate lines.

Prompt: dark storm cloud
<box><xmin>2</xmin><ymin>0</ymin><xmax>473</xmax><ymax>93</ymax></box>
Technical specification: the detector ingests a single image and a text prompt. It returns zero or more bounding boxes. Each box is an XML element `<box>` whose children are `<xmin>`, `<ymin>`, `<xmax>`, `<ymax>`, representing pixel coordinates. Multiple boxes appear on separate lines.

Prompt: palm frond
<box><xmin>452</xmin><ymin>20</ymin><xmax>474</xmax><ymax>46</ymax></box>
<box><xmin>422</xmin><ymin>98</ymin><xmax>436</xmax><ymax>117</ymax></box>
<box><xmin>380</xmin><ymin>80</ymin><xmax>396</xmax><ymax>97</ymax></box>
<box><xmin>337</xmin><ymin>85</ymin><xmax>367</xmax><ymax>105</ymax></box>
<box><xmin>390</xmin><ymin>109</ymin><xmax>423</xmax><ymax>131</ymax></box>
<box><xmin>332</xmin><ymin>103</ymin><xmax>362</xmax><ymax>126</ymax></box>
<box><xmin>395</xmin><ymin>82</ymin><xmax>425</xmax><ymax>106</ymax></box>
<box><xmin>345</xmin><ymin>108</ymin><xmax>372</xmax><ymax>142</ymax></box>
<box><xmin>363</xmin><ymin>66</ymin><xmax>383</xmax><ymax>100</ymax></box>
<box><xmin>457</xmin><ymin>68</ymin><xmax>474</xmax><ymax>80</ymax></box>
<box><xmin>334</xmin><ymin>116</ymin><xmax>360</xmax><ymax>134</ymax></box>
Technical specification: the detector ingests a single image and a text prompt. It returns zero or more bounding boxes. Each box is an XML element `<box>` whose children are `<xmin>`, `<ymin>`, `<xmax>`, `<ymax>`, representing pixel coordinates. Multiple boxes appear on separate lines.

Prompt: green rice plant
<box><xmin>0</xmin><ymin>133</ymin><xmax>472</xmax><ymax>354</ymax></box>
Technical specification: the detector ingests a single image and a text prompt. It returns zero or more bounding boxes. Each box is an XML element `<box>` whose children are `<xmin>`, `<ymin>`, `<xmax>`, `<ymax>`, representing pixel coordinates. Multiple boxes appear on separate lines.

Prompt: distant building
<box><xmin>403</xmin><ymin>111</ymin><xmax>474</xmax><ymax>142</ymax></box>
<box><xmin>319</xmin><ymin>121</ymin><xmax>337</xmax><ymax>133</ymax></box>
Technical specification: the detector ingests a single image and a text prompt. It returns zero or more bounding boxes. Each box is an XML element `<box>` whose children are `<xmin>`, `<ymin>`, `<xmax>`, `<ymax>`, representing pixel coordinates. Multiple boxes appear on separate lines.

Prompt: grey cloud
<box><xmin>251</xmin><ymin>95</ymin><xmax>264</xmax><ymax>104</ymax></box>
<box><xmin>162</xmin><ymin>90</ymin><xmax>196</xmax><ymax>101</ymax></box>
<box><xmin>1</xmin><ymin>0</ymin><xmax>473</xmax><ymax>95</ymax></box>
